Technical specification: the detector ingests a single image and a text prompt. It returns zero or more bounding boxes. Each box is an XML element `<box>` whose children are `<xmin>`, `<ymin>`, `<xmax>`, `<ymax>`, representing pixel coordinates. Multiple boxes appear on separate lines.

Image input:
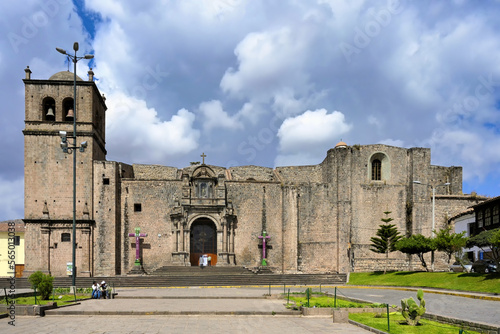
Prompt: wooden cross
<box><xmin>128</xmin><ymin>227</ymin><xmax>148</xmax><ymax>266</ymax></box>
<box><xmin>258</xmin><ymin>230</ymin><xmax>271</xmax><ymax>266</ymax></box>
<box><xmin>201</xmin><ymin>152</ymin><xmax>206</xmax><ymax>164</ymax></box>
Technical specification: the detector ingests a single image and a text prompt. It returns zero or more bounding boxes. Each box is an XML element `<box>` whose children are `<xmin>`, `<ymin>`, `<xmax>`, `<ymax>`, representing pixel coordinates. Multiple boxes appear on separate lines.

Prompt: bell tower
<box><xmin>22</xmin><ymin>66</ymin><xmax>107</xmax><ymax>276</ymax></box>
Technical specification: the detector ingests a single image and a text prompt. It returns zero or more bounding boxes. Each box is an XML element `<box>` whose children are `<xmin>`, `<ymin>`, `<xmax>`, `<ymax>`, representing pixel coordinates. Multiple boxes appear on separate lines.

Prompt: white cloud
<box><xmin>105</xmin><ymin>92</ymin><xmax>200</xmax><ymax>164</ymax></box>
<box><xmin>220</xmin><ymin>27</ymin><xmax>310</xmax><ymax>103</ymax></box>
<box><xmin>85</xmin><ymin>0</ymin><xmax>125</xmax><ymax>19</ymax></box>
<box><xmin>276</xmin><ymin>109</ymin><xmax>352</xmax><ymax>165</ymax></box>
<box><xmin>199</xmin><ymin>100</ymin><xmax>243</xmax><ymax>131</ymax></box>
<box><xmin>181</xmin><ymin>0</ymin><xmax>243</xmax><ymax>21</ymax></box>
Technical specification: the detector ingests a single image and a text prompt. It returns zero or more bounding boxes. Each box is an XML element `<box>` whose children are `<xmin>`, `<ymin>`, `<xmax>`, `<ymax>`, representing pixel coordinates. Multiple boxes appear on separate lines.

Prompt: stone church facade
<box><xmin>22</xmin><ymin>68</ymin><xmax>482</xmax><ymax>277</ymax></box>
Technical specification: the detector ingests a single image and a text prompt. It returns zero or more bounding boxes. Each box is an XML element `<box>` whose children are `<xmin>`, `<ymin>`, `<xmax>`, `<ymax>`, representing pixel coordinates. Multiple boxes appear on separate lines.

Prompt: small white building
<box><xmin>452</xmin><ymin>208</ymin><xmax>493</xmax><ymax>262</ymax></box>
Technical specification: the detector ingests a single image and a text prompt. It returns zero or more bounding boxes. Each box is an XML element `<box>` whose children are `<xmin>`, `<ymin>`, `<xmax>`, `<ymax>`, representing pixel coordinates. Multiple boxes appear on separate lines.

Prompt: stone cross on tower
<box><xmin>128</xmin><ymin>227</ymin><xmax>148</xmax><ymax>266</ymax></box>
<box><xmin>201</xmin><ymin>152</ymin><xmax>206</xmax><ymax>164</ymax></box>
<box><xmin>258</xmin><ymin>230</ymin><xmax>271</xmax><ymax>266</ymax></box>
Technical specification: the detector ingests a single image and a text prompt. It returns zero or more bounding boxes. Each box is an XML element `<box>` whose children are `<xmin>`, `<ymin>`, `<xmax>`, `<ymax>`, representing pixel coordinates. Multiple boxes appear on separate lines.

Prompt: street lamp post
<box><xmin>56</xmin><ymin>42</ymin><xmax>93</xmax><ymax>288</ymax></box>
<box><xmin>413</xmin><ymin>180</ymin><xmax>451</xmax><ymax>271</ymax></box>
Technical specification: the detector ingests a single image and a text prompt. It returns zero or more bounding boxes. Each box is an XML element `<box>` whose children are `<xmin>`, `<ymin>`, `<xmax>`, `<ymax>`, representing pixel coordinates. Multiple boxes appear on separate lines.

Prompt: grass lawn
<box><xmin>348</xmin><ymin>271</ymin><xmax>500</xmax><ymax>294</ymax></box>
<box><xmin>0</xmin><ymin>294</ymin><xmax>87</xmax><ymax>306</ymax></box>
<box><xmin>349</xmin><ymin>312</ymin><xmax>482</xmax><ymax>334</ymax></box>
<box><xmin>284</xmin><ymin>294</ymin><xmax>378</xmax><ymax>309</ymax></box>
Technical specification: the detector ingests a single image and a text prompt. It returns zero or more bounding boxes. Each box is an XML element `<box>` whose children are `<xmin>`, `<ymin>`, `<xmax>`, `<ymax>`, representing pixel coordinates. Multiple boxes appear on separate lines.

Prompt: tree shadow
<box><xmin>366</xmin><ymin>271</ymin><xmax>430</xmax><ymax>276</ymax></box>
<box><xmin>394</xmin><ymin>271</ymin><xmax>427</xmax><ymax>276</ymax></box>
<box><xmin>458</xmin><ymin>272</ymin><xmax>500</xmax><ymax>281</ymax></box>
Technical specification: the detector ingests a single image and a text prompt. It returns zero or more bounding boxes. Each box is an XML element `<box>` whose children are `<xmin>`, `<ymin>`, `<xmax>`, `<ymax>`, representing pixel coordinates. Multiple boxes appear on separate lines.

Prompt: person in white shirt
<box><xmin>91</xmin><ymin>281</ymin><xmax>101</xmax><ymax>299</ymax></box>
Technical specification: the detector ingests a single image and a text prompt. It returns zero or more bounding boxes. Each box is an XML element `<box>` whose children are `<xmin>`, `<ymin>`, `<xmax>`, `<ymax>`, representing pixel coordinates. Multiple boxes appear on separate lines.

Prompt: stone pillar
<box><xmin>180</xmin><ymin>220</ymin><xmax>185</xmax><ymax>252</ymax></box>
<box><xmin>42</xmin><ymin>228</ymin><xmax>51</xmax><ymax>275</ymax></box>
<box><xmin>175</xmin><ymin>222</ymin><xmax>179</xmax><ymax>252</ymax></box>
<box><xmin>230</xmin><ymin>221</ymin><xmax>235</xmax><ymax>253</ymax></box>
<box><xmin>222</xmin><ymin>220</ymin><xmax>227</xmax><ymax>252</ymax></box>
<box><xmin>81</xmin><ymin>228</ymin><xmax>92</xmax><ymax>277</ymax></box>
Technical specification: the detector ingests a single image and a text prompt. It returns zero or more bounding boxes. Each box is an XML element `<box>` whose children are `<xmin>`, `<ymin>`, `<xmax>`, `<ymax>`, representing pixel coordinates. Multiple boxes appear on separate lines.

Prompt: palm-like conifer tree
<box><xmin>370</xmin><ymin>211</ymin><xmax>402</xmax><ymax>274</ymax></box>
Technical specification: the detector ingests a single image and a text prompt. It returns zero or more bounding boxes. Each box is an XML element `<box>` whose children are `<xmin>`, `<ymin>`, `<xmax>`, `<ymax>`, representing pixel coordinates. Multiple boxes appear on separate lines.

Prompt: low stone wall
<box><xmin>423</xmin><ymin>313</ymin><xmax>500</xmax><ymax>334</ymax></box>
<box><xmin>301</xmin><ymin>307</ymin><xmax>397</xmax><ymax>317</ymax></box>
<box><xmin>0</xmin><ymin>302</ymin><xmax>58</xmax><ymax>316</ymax></box>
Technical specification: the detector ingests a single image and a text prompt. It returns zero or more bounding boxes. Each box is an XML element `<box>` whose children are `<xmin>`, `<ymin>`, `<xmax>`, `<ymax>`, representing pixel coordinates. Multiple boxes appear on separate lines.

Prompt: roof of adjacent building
<box><xmin>471</xmin><ymin>195</ymin><xmax>499</xmax><ymax>209</ymax></box>
<box><xmin>448</xmin><ymin>208</ymin><xmax>474</xmax><ymax>222</ymax></box>
<box><xmin>0</xmin><ymin>219</ymin><xmax>25</xmax><ymax>233</ymax></box>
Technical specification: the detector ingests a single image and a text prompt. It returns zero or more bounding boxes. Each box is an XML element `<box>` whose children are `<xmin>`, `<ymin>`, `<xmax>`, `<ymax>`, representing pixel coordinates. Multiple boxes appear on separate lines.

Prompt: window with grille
<box><xmin>371</xmin><ymin>159</ymin><xmax>381</xmax><ymax>181</ymax></box>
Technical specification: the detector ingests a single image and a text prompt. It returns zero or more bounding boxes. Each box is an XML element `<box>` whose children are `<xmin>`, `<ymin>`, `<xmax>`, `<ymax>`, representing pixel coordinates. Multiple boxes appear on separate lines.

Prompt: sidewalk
<box><xmin>45</xmin><ymin>286</ymin><xmax>318</xmax><ymax>316</ymax></box>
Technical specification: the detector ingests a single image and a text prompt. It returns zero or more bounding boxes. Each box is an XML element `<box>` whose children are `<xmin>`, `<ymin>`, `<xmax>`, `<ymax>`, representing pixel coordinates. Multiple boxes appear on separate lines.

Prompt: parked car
<box><xmin>470</xmin><ymin>259</ymin><xmax>498</xmax><ymax>273</ymax></box>
<box><xmin>449</xmin><ymin>262</ymin><xmax>472</xmax><ymax>273</ymax></box>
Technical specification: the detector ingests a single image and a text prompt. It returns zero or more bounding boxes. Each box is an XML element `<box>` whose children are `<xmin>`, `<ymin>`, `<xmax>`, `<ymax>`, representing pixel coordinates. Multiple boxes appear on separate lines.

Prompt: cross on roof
<box><xmin>201</xmin><ymin>152</ymin><xmax>206</xmax><ymax>164</ymax></box>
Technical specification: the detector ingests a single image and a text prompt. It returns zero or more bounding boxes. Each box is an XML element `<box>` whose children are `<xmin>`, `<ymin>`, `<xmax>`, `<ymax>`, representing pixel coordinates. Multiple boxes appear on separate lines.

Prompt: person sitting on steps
<box><xmin>100</xmin><ymin>281</ymin><xmax>110</xmax><ymax>299</ymax></box>
<box><xmin>91</xmin><ymin>281</ymin><xmax>101</xmax><ymax>299</ymax></box>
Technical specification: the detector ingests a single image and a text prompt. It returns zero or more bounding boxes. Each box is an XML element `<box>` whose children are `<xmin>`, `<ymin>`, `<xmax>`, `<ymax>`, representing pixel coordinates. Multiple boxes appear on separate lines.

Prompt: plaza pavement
<box><xmin>1</xmin><ymin>286</ymin><xmax>374</xmax><ymax>334</ymax></box>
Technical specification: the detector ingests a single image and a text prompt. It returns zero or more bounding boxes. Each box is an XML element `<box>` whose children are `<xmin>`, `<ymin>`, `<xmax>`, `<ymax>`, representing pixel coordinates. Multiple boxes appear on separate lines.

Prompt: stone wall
<box><xmin>120</xmin><ymin>178</ymin><xmax>182</xmax><ymax>273</ymax></box>
<box><xmin>226</xmin><ymin>182</ymin><xmax>282</xmax><ymax>268</ymax></box>
<box><xmin>276</xmin><ymin>165</ymin><xmax>322</xmax><ymax>184</ymax></box>
<box><xmin>228</xmin><ymin>166</ymin><xmax>276</xmax><ymax>182</ymax></box>
<box><xmin>296</xmin><ymin>183</ymin><xmax>338</xmax><ymax>273</ymax></box>
<box><xmin>132</xmin><ymin>164</ymin><xmax>179</xmax><ymax>180</ymax></box>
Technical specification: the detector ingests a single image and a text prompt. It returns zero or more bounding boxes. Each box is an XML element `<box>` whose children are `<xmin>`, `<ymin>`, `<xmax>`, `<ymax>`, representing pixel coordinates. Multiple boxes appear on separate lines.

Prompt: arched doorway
<box><xmin>190</xmin><ymin>218</ymin><xmax>217</xmax><ymax>266</ymax></box>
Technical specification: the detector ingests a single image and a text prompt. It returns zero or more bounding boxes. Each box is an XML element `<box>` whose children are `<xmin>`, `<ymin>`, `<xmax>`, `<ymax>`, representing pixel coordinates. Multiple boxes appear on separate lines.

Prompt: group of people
<box><xmin>91</xmin><ymin>280</ymin><xmax>110</xmax><ymax>299</ymax></box>
<box><xmin>198</xmin><ymin>254</ymin><xmax>212</xmax><ymax>267</ymax></box>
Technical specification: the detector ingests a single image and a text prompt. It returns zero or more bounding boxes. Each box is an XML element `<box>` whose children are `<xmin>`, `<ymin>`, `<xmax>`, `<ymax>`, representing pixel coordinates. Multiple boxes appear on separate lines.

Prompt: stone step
<box><xmin>149</xmin><ymin>266</ymin><xmax>255</xmax><ymax>276</ymax></box>
<box><xmin>2</xmin><ymin>271</ymin><xmax>347</xmax><ymax>289</ymax></box>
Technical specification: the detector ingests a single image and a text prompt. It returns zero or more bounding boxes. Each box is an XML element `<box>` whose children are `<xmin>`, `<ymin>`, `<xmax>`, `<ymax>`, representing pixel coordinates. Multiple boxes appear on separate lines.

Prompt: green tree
<box><xmin>466</xmin><ymin>227</ymin><xmax>500</xmax><ymax>266</ymax></box>
<box><xmin>397</xmin><ymin>234</ymin><xmax>436</xmax><ymax>271</ymax></box>
<box><xmin>28</xmin><ymin>271</ymin><xmax>54</xmax><ymax>300</ymax></box>
<box><xmin>370</xmin><ymin>211</ymin><xmax>402</xmax><ymax>274</ymax></box>
<box><xmin>433</xmin><ymin>227</ymin><xmax>468</xmax><ymax>264</ymax></box>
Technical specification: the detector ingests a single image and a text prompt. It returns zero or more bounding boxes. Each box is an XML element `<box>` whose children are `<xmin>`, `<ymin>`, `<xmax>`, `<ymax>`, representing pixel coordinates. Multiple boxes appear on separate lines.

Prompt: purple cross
<box><xmin>129</xmin><ymin>227</ymin><xmax>147</xmax><ymax>265</ymax></box>
<box><xmin>258</xmin><ymin>230</ymin><xmax>270</xmax><ymax>266</ymax></box>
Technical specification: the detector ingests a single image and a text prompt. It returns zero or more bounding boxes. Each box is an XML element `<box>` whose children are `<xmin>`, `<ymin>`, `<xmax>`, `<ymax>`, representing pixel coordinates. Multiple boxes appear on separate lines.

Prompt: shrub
<box><xmin>28</xmin><ymin>271</ymin><xmax>54</xmax><ymax>300</ymax></box>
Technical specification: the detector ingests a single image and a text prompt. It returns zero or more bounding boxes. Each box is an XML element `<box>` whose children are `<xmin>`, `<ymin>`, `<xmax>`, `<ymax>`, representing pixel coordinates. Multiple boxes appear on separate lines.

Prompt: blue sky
<box><xmin>0</xmin><ymin>0</ymin><xmax>500</xmax><ymax>221</ymax></box>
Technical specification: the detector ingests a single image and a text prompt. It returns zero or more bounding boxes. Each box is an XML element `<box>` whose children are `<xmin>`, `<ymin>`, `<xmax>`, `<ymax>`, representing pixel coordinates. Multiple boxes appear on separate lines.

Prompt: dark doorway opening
<box><xmin>190</xmin><ymin>219</ymin><xmax>217</xmax><ymax>266</ymax></box>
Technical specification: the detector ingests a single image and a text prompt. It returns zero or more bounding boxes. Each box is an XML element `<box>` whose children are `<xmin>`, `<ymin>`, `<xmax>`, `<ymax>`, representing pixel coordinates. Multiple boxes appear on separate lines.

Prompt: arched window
<box><xmin>372</xmin><ymin>159</ymin><xmax>381</xmax><ymax>181</ymax></box>
<box><xmin>369</xmin><ymin>152</ymin><xmax>391</xmax><ymax>182</ymax></box>
<box><xmin>61</xmin><ymin>233</ymin><xmax>71</xmax><ymax>242</ymax></box>
<box><xmin>63</xmin><ymin>97</ymin><xmax>74</xmax><ymax>121</ymax></box>
<box><xmin>42</xmin><ymin>97</ymin><xmax>56</xmax><ymax>121</ymax></box>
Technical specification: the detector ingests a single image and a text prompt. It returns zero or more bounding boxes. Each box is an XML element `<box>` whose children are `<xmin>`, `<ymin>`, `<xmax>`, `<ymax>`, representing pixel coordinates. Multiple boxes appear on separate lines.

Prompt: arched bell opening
<box><xmin>63</xmin><ymin>97</ymin><xmax>74</xmax><ymax>121</ymax></box>
<box><xmin>42</xmin><ymin>97</ymin><xmax>55</xmax><ymax>121</ymax></box>
<box><xmin>189</xmin><ymin>218</ymin><xmax>217</xmax><ymax>266</ymax></box>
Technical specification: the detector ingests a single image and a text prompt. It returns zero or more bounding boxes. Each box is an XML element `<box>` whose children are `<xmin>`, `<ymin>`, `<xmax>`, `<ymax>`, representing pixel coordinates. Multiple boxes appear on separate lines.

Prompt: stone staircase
<box><xmin>2</xmin><ymin>267</ymin><xmax>347</xmax><ymax>289</ymax></box>
<box><xmin>149</xmin><ymin>266</ymin><xmax>254</xmax><ymax>276</ymax></box>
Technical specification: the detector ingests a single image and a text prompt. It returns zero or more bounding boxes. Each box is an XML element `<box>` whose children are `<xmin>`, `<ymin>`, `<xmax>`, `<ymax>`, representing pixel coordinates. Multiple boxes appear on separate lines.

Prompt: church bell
<box><xmin>66</xmin><ymin>108</ymin><xmax>74</xmax><ymax>118</ymax></box>
<box><xmin>46</xmin><ymin>107</ymin><xmax>55</xmax><ymax>118</ymax></box>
